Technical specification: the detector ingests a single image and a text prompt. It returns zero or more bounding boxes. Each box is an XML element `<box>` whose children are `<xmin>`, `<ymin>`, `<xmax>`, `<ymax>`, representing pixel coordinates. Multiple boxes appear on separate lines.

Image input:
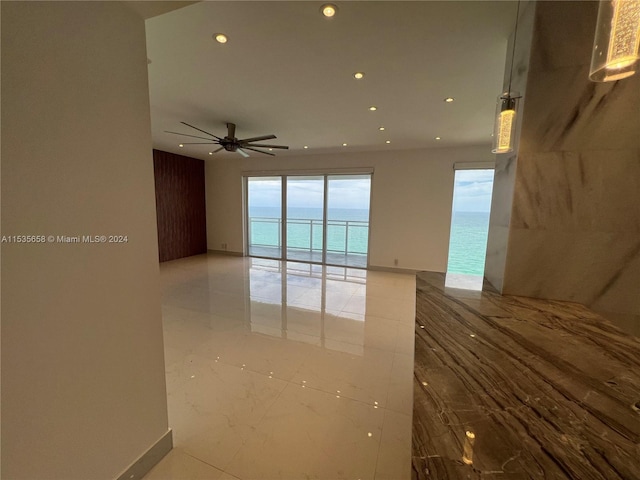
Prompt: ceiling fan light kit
<box><xmin>165</xmin><ymin>122</ymin><xmax>289</xmax><ymax>157</ymax></box>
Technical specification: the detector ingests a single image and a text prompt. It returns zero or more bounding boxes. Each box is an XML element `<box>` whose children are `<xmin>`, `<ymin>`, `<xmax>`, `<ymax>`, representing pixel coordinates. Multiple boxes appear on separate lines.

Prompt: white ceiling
<box><xmin>145</xmin><ymin>1</ymin><xmax>517</xmax><ymax>161</ymax></box>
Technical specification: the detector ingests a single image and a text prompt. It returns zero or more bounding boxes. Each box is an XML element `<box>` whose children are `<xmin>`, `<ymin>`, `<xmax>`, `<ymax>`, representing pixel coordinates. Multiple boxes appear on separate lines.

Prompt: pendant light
<box><xmin>589</xmin><ymin>0</ymin><xmax>640</xmax><ymax>82</ymax></box>
<box><xmin>492</xmin><ymin>1</ymin><xmax>522</xmax><ymax>154</ymax></box>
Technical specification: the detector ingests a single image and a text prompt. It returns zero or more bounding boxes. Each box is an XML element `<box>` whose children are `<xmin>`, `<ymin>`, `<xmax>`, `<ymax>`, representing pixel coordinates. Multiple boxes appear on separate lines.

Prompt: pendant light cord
<box><xmin>507</xmin><ymin>1</ymin><xmax>521</xmax><ymax>96</ymax></box>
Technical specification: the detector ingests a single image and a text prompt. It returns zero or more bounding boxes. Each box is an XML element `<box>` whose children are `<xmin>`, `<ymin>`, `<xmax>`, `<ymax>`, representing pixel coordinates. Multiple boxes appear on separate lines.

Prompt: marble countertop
<box><xmin>412</xmin><ymin>272</ymin><xmax>640</xmax><ymax>479</ymax></box>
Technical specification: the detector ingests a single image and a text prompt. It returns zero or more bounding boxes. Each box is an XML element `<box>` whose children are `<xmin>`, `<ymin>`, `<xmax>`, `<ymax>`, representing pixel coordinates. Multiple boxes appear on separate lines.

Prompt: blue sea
<box><xmin>447</xmin><ymin>211</ymin><xmax>491</xmax><ymax>276</ymax></box>
<box><xmin>248</xmin><ymin>207</ymin><xmax>490</xmax><ymax>275</ymax></box>
<box><xmin>249</xmin><ymin>207</ymin><xmax>370</xmax><ymax>255</ymax></box>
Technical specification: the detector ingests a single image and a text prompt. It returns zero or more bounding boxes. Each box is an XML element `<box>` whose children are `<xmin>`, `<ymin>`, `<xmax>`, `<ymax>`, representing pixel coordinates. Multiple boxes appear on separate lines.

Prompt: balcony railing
<box><xmin>248</xmin><ymin>216</ymin><xmax>369</xmax><ymax>257</ymax></box>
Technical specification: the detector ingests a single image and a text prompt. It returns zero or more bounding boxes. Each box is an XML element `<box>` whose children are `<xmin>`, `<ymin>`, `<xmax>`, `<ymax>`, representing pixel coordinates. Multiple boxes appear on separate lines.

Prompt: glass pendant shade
<box><xmin>590</xmin><ymin>0</ymin><xmax>640</xmax><ymax>82</ymax></box>
<box><xmin>491</xmin><ymin>94</ymin><xmax>518</xmax><ymax>154</ymax></box>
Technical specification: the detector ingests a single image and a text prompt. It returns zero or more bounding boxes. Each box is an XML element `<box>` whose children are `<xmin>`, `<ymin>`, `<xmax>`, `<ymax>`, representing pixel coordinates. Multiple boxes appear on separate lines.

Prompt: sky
<box><xmin>451</xmin><ymin>169</ymin><xmax>495</xmax><ymax>213</ymax></box>
<box><xmin>248</xmin><ymin>170</ymin><xmax>494</xmax><ymax>213</ymax></box>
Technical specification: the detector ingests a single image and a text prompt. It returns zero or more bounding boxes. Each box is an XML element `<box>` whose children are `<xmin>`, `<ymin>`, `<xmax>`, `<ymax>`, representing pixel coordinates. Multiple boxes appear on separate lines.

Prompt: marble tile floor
<box><xmin>248</xmin><ymin>245</ymin><xmax>368</xmax><ymax>268</ymax></box>
<box><xmin>143</xmin><ymin>253</ymin><xmax>416</xmax><ymax>480</ymax></box>
<box><xmin>412</xmin><ymin>272</ymin><xmax>640</xmax><ymax>480</ymax></box>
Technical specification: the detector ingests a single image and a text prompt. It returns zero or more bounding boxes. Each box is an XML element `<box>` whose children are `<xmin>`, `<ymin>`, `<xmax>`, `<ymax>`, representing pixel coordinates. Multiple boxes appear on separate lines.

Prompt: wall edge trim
<box><xmin>115</xmin><ymin>429</ymin><xmax>173</xmax><ymax>480</ymax></box>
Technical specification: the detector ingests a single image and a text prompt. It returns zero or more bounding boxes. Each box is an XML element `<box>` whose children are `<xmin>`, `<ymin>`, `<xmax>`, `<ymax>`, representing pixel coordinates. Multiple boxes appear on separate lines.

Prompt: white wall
<box><xmin>1</xmin><ymin>3</ymin><xmax>169</xmax><ymax>479</ymax></box>
<box><xmin>206</xmin><ymin>146</ymin><xmax>493</xmax><ymax>271</ymax></box>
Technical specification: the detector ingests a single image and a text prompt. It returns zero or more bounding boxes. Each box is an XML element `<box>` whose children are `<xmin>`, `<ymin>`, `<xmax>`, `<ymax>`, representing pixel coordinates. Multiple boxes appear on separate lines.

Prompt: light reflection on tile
<box><xmin>444</xmin><ymin>272</ymin><xmax>484</xmax><ymax>291</ymax></box>
<box><xmin>149</xmin><ymin>253</ymin><xmax>416</xmax><ymax>480</ymax></box>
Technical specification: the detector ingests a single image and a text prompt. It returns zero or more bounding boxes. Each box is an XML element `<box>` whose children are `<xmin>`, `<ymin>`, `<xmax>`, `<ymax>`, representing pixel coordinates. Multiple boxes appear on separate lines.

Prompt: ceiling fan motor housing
<box><xmin>223</xmin><ymin>141</ymin><xmax>237</xmax><ymax>152</ymax></box>
<box><xmin>166</xmin><ymin>121</ymin><xmax>287</xmax><ymax>157</ymax></box>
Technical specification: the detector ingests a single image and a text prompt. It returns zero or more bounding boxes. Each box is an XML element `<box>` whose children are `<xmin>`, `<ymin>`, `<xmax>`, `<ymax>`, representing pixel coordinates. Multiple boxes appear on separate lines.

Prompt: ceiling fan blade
<box><xmin>245</xmin><ymin>143</ymin><xmax>289</xmax><ymax>149</ymax></box>
<box><xmin>181</xmin><ymin>142</ymin><xmax>219</xmax><ymax>144</ymax></box>
<box><xmin>238</xmin><ymin>134</ymin><xmax>276</xmax><ymax>143</ymax></box>
<box><xmin>180</xmin><ymin>121</ymin><xmax>222</xmax><ymax>140</ymax></box>
<box><xmin>243</xmin><ymin>147</ymin><xmax>275</xmax><ymax>156</ymax></box>
<box><xmin>213</xmin><ymin>147</ymin><xmax>224</xmax><ymax>153</ymax></box>
<box><xmin>165</xmin><ymin>131</ymin><xmax>215</xmax><ymax>141</ymax></box>
<box><xmin>237</xmin><ymin>148</ymin><xmax>250</xmax><ymax>158</ymax></box>
<box><xmin>227</xmin><ymin>123</ymin><xmax>236</xmax><ymax>139</ymax></box>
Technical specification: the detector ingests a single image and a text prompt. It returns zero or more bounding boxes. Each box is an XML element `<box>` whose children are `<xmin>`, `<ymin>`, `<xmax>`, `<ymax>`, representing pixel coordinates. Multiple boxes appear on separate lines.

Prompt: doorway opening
<box><xmin>446</xmin><ymin>168</ymin><xmax>494</xmax><ymax>289</ymax></box>
<box><xmin>246</xmin><ymin>174</ymin><xmax>371</xmax><ymax>268</ymax></box>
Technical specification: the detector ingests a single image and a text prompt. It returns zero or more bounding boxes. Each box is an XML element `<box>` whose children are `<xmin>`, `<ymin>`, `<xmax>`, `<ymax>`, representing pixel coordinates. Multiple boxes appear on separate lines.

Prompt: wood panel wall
<box><xmin>153</xmin><ymin>149</ymin><xmax>207</xmax><ymax>262</ymax></box>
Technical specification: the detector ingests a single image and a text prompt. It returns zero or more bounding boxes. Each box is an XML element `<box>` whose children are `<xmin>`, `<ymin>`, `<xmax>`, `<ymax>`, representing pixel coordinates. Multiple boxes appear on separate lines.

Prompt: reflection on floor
<box><xmin>413</xmin><ymin>271</ymin><xmax>640</xmax><ymax>479</ymax></box>
<box><xmin>143</xmin><ymin>253</ymin><xmax>416</xmax><ymax>480</ymax></box>
<box><xmin>249</xmin><ymin>245</ymin><xmax>368</xmax><ymax>268</ymax></box>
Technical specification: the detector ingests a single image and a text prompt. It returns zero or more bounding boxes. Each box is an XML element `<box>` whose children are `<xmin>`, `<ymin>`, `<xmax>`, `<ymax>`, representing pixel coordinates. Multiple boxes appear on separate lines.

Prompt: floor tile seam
<box><xmin>165</xmin><ymin>349</ymin><xmax>282</xmax><ymax>377</ymax></box>
<box><xmin>293</xmin><ymin>382</ymin><xmax>387</xmax><ymax>411</ymax></box>
<box><xmin>381</xmin><ymin>352</ymin><xmax>406</xmax><ymax>414</ymax></box>
<box><xmin>372</xmin><ymin>407</ymin><xmax>396</xmax><ymax>480</ymax></box>
<box><xmin>173</xmin><ymin>376</ymin><xmax>291</xmax><ymax>474</ymax></box>
<box><xmin>192</xmin><ymin>354</ymin><xmax>300</xmax><ymax>386</ymax></box>
<box><xmin>180</xmin><ymin>450</ymin><xmax>227</xmax><ymax>475</ymax></box>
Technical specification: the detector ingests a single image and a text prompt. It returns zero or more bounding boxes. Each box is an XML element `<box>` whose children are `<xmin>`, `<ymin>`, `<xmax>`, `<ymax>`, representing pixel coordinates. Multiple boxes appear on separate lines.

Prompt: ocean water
<box><xmin>447</xmin><ymin>211</ymin><xmax>491</xmax><ymax>276</ymax></box>
<box><xmin>248</xmin><ymin>207</ymin><xmax>491</xmax><ymax>275</ymax></box>
<box><xmin>249</xmin><ymin>207</ymin><xmax>370</xmax><ymax>254</ymax></box>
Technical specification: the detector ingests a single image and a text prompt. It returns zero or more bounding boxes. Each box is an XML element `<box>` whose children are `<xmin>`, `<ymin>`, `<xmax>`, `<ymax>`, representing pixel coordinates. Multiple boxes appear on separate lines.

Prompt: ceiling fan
<box><xmin>165</xmin><ymin>122</ymin><xmax>289</xmax><ymax>157</ymax></box>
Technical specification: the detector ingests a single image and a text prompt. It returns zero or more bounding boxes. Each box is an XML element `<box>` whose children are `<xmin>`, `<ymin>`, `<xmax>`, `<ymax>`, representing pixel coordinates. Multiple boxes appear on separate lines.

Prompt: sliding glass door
<box><xmin>286</xmin><ymin>176</ymin><xmax>325</xmax><ymax>263</ymax></box>
<box><xmin>246</xmin><ymin>174</ymin><xmax>371</xmax><ymax>268</ymax></box>
<box><xmin>326</xmin><ymin>175</ymin><xmax>371</xmax><ymax>268</ymax></box>
<box><xmin>247</xmin><ymin>177</ymin><xmax>282</xmax><ymax>259</ymax></box>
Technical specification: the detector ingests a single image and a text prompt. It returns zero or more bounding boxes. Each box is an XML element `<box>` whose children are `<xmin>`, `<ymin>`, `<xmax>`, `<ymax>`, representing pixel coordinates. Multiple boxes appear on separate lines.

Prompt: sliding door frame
<box><xmin>243</xmin><ymin>168</ymin><xmax>374</xmax><ymax>268</ymax></box>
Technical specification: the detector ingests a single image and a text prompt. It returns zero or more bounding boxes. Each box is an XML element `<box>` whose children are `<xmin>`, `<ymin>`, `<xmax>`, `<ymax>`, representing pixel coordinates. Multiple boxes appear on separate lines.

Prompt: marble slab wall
<box><xmin>487</xmin><ymin>1</ymin><xmax>640</xmax><ymax>326</ymax></box>
<box><xmin>484</xmin><ymin>0</ymin><xmax>536</xmax><ymax>292</ymax></box>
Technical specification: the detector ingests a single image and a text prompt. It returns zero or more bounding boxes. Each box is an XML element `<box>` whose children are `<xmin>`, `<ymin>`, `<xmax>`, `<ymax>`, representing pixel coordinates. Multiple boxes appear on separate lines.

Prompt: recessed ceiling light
<box><xmin>321</xmin><ymin>4</ymin><xmax>337</xmax><ymax>17</ymax></box>
<box><xmin>304</xmin><ymin>145</ymin><xmax>309</xmax><ymax>149</ymax></box>
<box><xmin>269</xmin><ymin>148</ymin><xmax>273</xmax><ymax>151</ymax></box>
<box><xmin>444</xmin><ymin>97</ymin><xmax>455</xmax><ymax>103</ymax></box>
<box><xmin>214</xmin><ymin>33</ymin><xmax>228</xmax><ymax>44</ymax></box>
<box><xmin>385</xmin><ymin>140</ymin><xmax>391</xmax><ymax>144</ymax></box>
<box><xmin>209</xmin><ymin>152</ymin><xmax>213</xmax><ymax>155</ymax></box>
<box><xmin>435</xmin><ymin>137</ymin><xmax>441</xmax><ymax>140</ymax></box>
<box><xmin>179</xmin><ymin>144</ymin><xmax>184</xmax><ymax>147</ymax></box>
<box><xmin>379</xmin><ymin>126</ymin><xmax>385</xmax><ymax>131</ymax></box>
<box><xmin>354</xmin><ymin>72</ymin><xmax>365</xmax><ymax>79</ymax></box>
<box><xmin>342</xmin><ymin>143</ymin><xmax>348</xmax><ymax>146</ymax></box>
<box><xmin>369</xmin><ymin>106</ymin><xmax>377</xmax><ymax>111</ymax></box>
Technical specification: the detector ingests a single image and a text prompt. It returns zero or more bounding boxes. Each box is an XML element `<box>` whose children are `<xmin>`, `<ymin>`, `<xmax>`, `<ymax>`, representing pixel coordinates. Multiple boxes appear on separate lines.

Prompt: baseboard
<box><xmin>115</xmin><ymin>429</ymin><xmax>172</xmax><ymax>480</ymax></box>
<box><xmin>368</xmin><ymin>265</ymin><xmax>418</xmax><ymax>275</ymax></box>
<box><xmin>208</xmin><ymin>249</ymin><xmax>244</xmax><ymax>257</ymax></box>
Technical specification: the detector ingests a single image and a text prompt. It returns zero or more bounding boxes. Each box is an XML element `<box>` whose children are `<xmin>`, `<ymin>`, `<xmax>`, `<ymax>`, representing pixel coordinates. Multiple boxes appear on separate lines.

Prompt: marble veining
<box><xmin>484</xmin><ymin>0</ymin><xmax>535</xmax><ymax>294</ymax></box>
<box><xmin>412</xmin><ymin>272</ymin><xmax>640</xmax><ymax>480</ymax></box>
<box><xmin>486</xmin><ymin>0</ymin><xmax>640</xmax><ymax>326</ymax></box>
<box><xmin>146</xmin><ymin>254</ymin><xmax>416</xmax><ymax>480</ymax></box>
